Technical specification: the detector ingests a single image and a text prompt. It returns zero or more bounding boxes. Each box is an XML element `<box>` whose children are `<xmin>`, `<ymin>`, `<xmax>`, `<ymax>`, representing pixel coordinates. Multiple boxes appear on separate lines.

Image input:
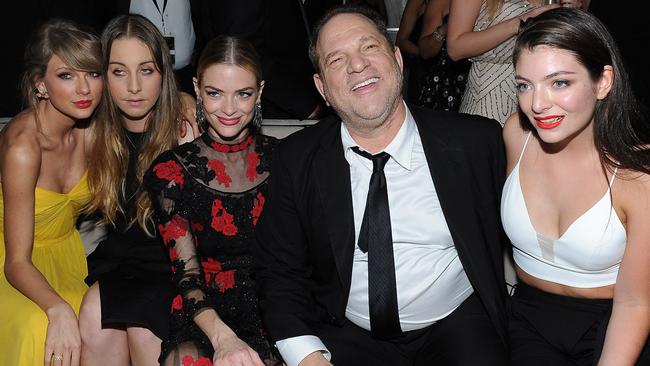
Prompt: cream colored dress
<box><xmin>460</xmin><ymin>0</ymin><xmax>533</xmax><ymax>125</ymax></box>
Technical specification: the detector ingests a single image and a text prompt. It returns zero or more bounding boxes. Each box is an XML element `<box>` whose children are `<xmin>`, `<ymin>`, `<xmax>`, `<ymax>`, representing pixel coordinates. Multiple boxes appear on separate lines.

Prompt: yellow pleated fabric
<box><xmin>0</xmin><ymin>172</ymin><xmax>90</xmax><ymax>366</ymax></box>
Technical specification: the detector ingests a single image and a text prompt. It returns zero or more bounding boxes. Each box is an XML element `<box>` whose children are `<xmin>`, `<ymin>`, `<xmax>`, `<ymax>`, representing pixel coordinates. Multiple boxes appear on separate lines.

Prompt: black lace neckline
<box><xmin>201</xmin><ymin>132</ymin><xmax>254</xmax><ymax>153</ymax></box>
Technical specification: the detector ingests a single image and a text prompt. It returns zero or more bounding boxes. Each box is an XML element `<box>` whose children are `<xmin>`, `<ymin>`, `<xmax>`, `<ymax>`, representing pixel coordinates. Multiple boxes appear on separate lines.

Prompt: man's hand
<box><xmin>298</xmin><ymin>351</ymin><xmax>333</xmax><ymax>366</ymax></box>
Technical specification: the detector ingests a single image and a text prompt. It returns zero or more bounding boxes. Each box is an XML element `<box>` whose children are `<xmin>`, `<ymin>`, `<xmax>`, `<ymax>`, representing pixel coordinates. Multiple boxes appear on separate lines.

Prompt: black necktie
<box><xmin>351</xmin><ymin>147</ymin><xmax>402</xmax><ymax>339</ymax></box>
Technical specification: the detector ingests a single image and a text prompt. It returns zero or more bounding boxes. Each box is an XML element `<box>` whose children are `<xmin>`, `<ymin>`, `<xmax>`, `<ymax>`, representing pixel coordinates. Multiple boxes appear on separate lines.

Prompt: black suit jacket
<box><xmin>254</xmin><ymin>105</ymin><xmax>509</xmax><ymax>346</ymax></box>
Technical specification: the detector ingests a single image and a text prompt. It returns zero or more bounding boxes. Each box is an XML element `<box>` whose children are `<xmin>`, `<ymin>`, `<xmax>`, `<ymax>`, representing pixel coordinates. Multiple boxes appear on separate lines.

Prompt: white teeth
<box><xmin>542</xmin><ymin>117</ymin><xmax>562</xmax><ymax>123</ymax></box>
<box><xmin>352</xmin><ymin>77</ymin><xmax>379</xmax><ymax>91</ymax></box>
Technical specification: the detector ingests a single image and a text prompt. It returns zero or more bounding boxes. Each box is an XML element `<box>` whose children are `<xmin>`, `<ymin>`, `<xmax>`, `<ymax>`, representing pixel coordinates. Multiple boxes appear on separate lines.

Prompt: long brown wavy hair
<box><xmin>87</xmin><ymin>14</ymin><xmax>180</xmax><ymax>235</ymax></box>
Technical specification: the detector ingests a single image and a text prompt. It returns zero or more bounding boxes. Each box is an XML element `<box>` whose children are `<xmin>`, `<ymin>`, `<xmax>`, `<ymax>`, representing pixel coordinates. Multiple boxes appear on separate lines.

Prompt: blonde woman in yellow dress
<box><xmin>0</xmin><ymin>19</ymin><xmax>102</xmax><ymax>366</ymax></box>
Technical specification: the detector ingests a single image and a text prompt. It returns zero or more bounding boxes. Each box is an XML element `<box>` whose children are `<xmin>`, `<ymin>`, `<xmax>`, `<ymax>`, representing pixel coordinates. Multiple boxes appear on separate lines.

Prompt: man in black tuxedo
<box><xmin>254</xmin><ymin>5</ymin><xmax>508</xmax><ymax>366</ymax></box>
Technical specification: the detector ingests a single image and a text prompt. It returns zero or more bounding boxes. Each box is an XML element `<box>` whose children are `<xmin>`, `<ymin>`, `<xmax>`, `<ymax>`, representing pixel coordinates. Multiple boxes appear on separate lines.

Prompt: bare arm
<box><xmin>396</xmin><ymin>0</ymin><xmax>425</xmax><ymax>58</ymax></box>
<box><xmin>446</xmin><ymin>0</ymin><xmax>558</xmax><ymax>60</ymax></box>
<box><xmin>2</xmin><ymin>134</ymin><xmax>81</xmax><ymax>366</ymax></box>
<box><xmin>418</xmin><ymin>0</ymin><xmax>449</xmax><ymax>60</ymax></box>
<box><xmin>598</xmin><ymin>176</ymin><xmax>650</xmax><ymax>365</ymax></box>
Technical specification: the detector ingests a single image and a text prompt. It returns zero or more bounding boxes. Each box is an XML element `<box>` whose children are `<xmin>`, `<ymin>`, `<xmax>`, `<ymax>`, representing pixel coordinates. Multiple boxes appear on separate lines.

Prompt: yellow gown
<box><xmin>0</xmin><ymin>172</ymin><xmax>90</xmax><ymax>366</ymax></box>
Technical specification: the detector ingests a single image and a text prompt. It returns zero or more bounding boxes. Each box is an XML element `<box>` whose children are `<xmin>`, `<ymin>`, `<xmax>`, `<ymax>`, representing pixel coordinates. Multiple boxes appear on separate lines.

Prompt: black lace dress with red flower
<box><xmin>144</xmin><ymin>132</ymin><xmax>281</xmax><ymax>366</ymax></box>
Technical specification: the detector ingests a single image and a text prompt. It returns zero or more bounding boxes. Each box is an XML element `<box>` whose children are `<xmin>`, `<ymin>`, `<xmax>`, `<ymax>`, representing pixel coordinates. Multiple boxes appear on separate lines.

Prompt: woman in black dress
<box><xmin>78</xmin><ymin>15</ymin><xmax>195</xmax><ymax>365</ymax></box>
<box><xmin>145</xmin><ymin>36</ymin><xmax>281</xmax><ymax>366</ymax></box>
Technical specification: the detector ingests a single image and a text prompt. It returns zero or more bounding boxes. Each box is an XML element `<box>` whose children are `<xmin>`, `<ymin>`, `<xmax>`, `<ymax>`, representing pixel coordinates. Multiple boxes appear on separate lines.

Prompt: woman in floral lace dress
<box><xmin>145</xmin><ymin>36</ymin><xmax>281</xmax><ymax>366</ymax></box>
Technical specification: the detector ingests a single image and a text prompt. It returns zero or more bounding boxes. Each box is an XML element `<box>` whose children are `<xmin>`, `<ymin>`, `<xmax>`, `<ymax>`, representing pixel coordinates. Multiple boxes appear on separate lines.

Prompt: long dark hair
<box><xmin>514</xmin><ymin>8</ymin><xmax>650</xmax><ymax>175</ymax></box>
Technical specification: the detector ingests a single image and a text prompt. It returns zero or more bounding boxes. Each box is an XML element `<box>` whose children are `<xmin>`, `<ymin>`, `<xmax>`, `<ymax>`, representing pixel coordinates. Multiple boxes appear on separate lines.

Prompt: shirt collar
<box><xmin>341</xmin><ymin>102</ymin><xmax>416</xmax><ymax>171</ymax></box>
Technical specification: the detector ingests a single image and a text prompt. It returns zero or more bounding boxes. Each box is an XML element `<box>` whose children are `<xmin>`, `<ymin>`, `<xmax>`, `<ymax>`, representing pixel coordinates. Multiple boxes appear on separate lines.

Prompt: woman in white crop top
<box><xmin>501</xmin><ymin>8</ymin><xmax>650</xmax><ymax>366</ymax></box>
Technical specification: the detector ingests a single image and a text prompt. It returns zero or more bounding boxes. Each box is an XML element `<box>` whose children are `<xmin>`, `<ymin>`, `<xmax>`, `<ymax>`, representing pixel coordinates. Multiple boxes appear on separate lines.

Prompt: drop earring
<box><xmin>35</xmin><ymin>87</ymin><xmax>49</xmax><ymax>100</ymax></box>
<box><xmin>196</xmin><ymin>98</ymin><xmax>208</xmax><ymax>132</ymax></box>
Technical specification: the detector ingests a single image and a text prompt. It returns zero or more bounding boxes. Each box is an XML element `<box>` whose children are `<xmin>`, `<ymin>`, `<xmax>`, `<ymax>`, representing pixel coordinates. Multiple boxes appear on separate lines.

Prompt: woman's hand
<box><xmin>212</xmin><ymin>333</ymin><xmax>264</xmax><ymax>366</ymax></box>
<box><xmin>520</xmin><ymin>3</ymin><xmax>560</xmax><ymax>22</ymax></box>
<box><xmin>179</xmin><ymin>91</ymin><xmax>200</xmax><ymax>142</ymax></box>
<box><xmin>559</xmin><ymin>0</ymin><xmax>584</xmax><ymax>9</ymax></box>
<box><xmin>44</xmin><ymin>302</ymin><xmax>81</xmax><ymax>366</ymax></box>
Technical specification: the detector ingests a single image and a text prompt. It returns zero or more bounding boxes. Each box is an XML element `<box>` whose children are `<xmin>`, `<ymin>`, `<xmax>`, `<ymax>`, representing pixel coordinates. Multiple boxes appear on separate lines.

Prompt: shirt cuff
<box><xmin>276</xmin><ymin>335</ymin><xmax>331</xmax><ymax>366</ymax></box>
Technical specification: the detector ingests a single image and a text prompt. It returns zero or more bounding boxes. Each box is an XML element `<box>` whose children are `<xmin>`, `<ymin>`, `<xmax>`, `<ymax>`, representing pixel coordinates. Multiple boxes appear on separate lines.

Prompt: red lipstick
<box><xmin>74</xmin><ymin>100</ymin><xmax>92</xmax><ymax>109</ymax></box>
<box><xmin>534</xmin><ymin>115</ymin><xmax>564</xmax><ymax>130</ymax></box>
<box><xmin>217</xmin><ymin>116</ymin><xmax>241</xmax><ymax>126</ymax></box>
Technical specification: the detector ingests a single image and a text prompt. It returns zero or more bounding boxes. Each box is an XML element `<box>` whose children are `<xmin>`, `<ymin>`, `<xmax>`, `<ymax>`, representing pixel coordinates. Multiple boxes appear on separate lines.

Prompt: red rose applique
<box><xmin>182</xmin><ymin>355</ymin><xmax>211</xmax><ymax>366</ymax></box>
<box><xmin>158</xmin><ymin>215</ymin><xmax>188</xmax><ymax>245</ymax></box>
<box><xmin>194</xmin><ymin>357</ymin><xmax>212</xmax><ymax>366</ymax></box>
<box><xmin>169</xmin><ymin>247</ymin><xmax>179</xmax><ymax>261</ymax></box>
<box><xmin>202</xmin><ymin>257</ymin><xmax>222</xmax><ymax>284</ymax></box>
<box><xmin>245</xmin><ymin>151</ymin><xmax>260</xmax><ymax>182</ymax></box>
<box><xmin>251</xmin><ymin>191</ymin><xmax>265</xmax><ymax>226</ymax></box>
<box><xmin>191</xmin><ymin>222</ymin><xmax>204</xmax><ymax>232</ymax></box>
<box><xmin>210</xmin><ymin>199</ymin><xmax>238</xmax><ymax>236</ymax></box>
<box><xmin>215</xmin><ymin>270</ymin><xmax>235</xmax><ymax>293</ymax></box>
<box><xmin>153</xmin><ymin>160</ymin><xmax>184</xmax><ymax>188</ymax></box>
<box><xmin>171</xmin><ymin>294</ymin><xmax>183</xmax><ymax>311</ymax></box>
<box><xmin>207</xmin><ymin>159</ymin><xmax>232</xmax><ymax>187</ymax></box>
<box><xmin>181</xmin><ymin>355</ymin><xmax>194</xmax><ymax>366</ymax></box>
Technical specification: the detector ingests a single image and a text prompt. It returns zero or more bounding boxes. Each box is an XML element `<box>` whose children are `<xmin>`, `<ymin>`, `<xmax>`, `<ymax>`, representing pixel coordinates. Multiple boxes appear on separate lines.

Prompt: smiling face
<box><xmin>36</xmin><ymin>54</ymin><xmax>102</xmax><ymax>121</ymax></box>
<box><xmin>107</xmin><ymin>37</ymin><xmax>162</xmax><ymax>130</ymax></box>
<box><xmin>194</xmin><ymin>63</ymin><xmax>262</xmax><ymax>143</ymax></box>
<box><xmin>313</xmin><ymin>13</ymin><xmax>404</xmax><ymax>134</ymax></box>
<box><xmin>515</xmin><ymin>45</ymin><xmax>613</xmax><ymax>146</ymax></box>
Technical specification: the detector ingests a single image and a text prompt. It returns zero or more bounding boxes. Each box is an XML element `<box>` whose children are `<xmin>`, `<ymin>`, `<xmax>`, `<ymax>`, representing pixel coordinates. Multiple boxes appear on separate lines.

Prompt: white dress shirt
<box><xmin>277</xmin><ymin>105</ymin><xmax>473</xmax><ymax>366</ymax></box>
<box><xmin>130</xmin><ymin>0</ymin><xmax>196</xmax><ymax>69</ymax></box>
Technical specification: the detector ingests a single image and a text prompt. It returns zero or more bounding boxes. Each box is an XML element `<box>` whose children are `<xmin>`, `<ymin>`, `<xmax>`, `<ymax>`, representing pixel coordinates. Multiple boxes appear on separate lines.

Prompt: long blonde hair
<box><xmin>87</xmin><ymin>14</ymin><xmax>180</xmax><ymax>235</ymax></box>
<box><xmin>486</xmin><ymin>0</ymin><xmax>504</xmax><ymax>20</ymax></box>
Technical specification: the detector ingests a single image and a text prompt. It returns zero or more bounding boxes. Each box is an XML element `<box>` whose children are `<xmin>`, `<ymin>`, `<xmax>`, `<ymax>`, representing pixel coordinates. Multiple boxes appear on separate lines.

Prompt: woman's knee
<box><xmin>78</xmin><ymin>283</ymin><xmax>108</xmax><ymax>344</ymax></box>
<box><xmin>126</xmin><ymin>326</ymin><xmax>161</xmax><ymax>351</ymax></box>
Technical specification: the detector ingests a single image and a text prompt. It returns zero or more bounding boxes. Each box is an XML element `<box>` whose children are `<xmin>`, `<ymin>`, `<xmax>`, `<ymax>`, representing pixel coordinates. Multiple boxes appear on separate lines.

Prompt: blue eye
<box><xmin>553</xmin><ymin>79</ymin><xmax>570</xmax><ymax>88</ymax></box>
<box><xmin>515</xmin><ymin>82</ymin><xmax>530</xmax><ymax>92</ymax></box>
<box><xmin>111</xmin><ymin>68</ymin><xmax>126</xmax><ymax>77</ymax></box>
<box><xmin>206</xmin><ymin>91</ymin><xmax>220</xmax><ymax>98</ymax></box>
<box><xmin>141</xmin><ymin>68</ymin><xmax>154</xmax><ymax>75</ymax></box>
<box><xmin>239</xmin><ymin>91</ymin><xmax>252</xmax><ymax>98</ymax></box>
<box><xmin>89</xmin><ymin>72</ymin><xmax>101</xmax><ymax>78</ymax></box>
<box><xmin>57</xmin><ymin>72</ymin><xmax>72</xmax><ymax>80</ymax></box>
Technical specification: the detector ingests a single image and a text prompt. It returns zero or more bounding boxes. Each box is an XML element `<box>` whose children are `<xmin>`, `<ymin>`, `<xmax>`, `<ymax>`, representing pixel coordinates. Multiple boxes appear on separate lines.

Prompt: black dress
<box><xmin>85</xmin><ymin>130</ymin><xmax>176</xmax><ymax>339</ymax></box>
<box><xmin>406</xmin><ymin>15</ymin><xmax>470</xmax><ymax>112</ymax></box>
<box><xmin>144</xmin><ymin>132</ymin><xmax>281</xmax><ymax>365</ymax></box>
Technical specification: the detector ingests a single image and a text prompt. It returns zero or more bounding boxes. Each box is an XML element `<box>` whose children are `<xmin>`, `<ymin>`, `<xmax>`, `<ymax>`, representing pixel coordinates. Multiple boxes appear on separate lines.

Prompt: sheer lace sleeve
<box><xmin>145</xmin><ymin>151</ymin><xmax>214</xmax><ymax>319</ymax></box>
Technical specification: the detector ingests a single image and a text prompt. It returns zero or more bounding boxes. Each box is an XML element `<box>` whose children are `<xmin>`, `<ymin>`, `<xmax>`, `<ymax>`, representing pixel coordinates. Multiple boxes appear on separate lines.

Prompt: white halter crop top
<box><xmin>501</xmin><ymin>133</ymin><xmax>626</xmax><ymax>288</ymax></box>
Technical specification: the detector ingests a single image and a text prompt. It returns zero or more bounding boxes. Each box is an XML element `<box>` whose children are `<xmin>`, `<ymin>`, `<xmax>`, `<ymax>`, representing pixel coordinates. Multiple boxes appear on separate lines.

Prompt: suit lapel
<box><xmin>313</xmin><ymin>119</ymin><xmax>356</xmax><ymax>289</ymax></box>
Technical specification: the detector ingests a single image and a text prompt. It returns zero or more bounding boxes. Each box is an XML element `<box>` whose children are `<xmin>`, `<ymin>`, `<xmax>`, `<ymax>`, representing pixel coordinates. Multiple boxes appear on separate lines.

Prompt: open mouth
<box><xmin>534</xmin><ymin>115</ymin><xmax>564</xmax><ymax>129</ymax></box>
<box><xmin>351</xmin><ymin>77</ymin><xmax>379</xmax><ymax>91</ymax></box>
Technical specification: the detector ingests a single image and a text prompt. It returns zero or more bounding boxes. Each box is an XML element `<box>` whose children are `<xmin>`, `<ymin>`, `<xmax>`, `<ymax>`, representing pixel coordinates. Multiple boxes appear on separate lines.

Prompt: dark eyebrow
<box><xmin>515</xmin><ymin>70</ymin><xmax>577</xmax><ymax>82</ymax></box>
<box><xmin>204</xmin><ymin>85</ymin><xmax>255</xmax><ymax>93</ymax></box>
<box><xmin>108</xmin><ymin>60</ymin><xmax>156</xmax><ymax>67</ymax></box>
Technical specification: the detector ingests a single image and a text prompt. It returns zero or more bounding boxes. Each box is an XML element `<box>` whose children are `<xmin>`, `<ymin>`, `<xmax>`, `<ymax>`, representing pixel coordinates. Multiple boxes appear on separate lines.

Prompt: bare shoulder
<box><xmin>0</xmin><ymin>112</ymin><xmax>42</xmax><ymax>178</ymax></box>
<box><xmin>503</xmin><ymin>113</ymin><xmax>530</xmax><ymax>167</ymax></box>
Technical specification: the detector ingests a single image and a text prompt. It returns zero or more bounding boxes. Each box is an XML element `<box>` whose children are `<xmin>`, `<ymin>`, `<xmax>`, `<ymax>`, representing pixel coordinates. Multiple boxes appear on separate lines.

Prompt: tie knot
<box><xmin>351</xmin><ymin>147</ymin><xmax>390</xmax><ymax>172</ymax></box>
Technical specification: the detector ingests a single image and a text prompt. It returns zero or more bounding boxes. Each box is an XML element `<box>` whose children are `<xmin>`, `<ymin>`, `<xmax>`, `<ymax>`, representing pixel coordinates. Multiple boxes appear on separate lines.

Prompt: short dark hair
<box><xmin>514</xmin><ymin>8</ymin><xmax>650</xmax><ymax>175</ymax></box>
<box><xmin>308</xmin><ymin>4</ymin><xmax>392</xmax><ymax>73</ymax></box>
